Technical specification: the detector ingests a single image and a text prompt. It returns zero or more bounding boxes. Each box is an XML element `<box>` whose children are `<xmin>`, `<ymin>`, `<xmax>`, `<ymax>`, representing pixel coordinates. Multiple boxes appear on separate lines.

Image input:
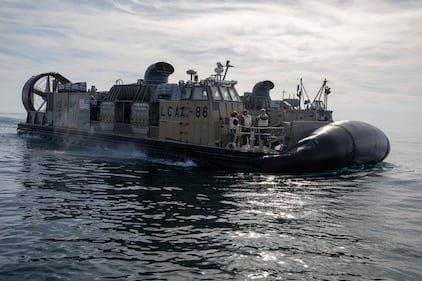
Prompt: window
<box><xmin>182</xmin><ymin>87</ymin><xmax>191</xmax><ymax>99</ymax></box>
<box><xmin>228</xmin><ymin>87</ymin><xmax>240</xmax><ymax>102</ymax></box>
<box><xmin>192</xmin><ymin>87</ymin><xmax>208</xmax><ymax>100</ymax></box>
<box><xmin>210</xmin><ymin>86</ymin><xmax>222</xmax><ymax>100</ymax></box>
<box><xmin>219</xmin><ymin>86</ymin><xmax>232</xmax><ymax>101</ymax></box>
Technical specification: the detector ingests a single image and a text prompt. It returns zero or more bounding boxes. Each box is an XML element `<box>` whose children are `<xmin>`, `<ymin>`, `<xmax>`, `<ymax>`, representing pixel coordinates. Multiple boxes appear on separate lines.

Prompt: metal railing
<box><xmin>231</xmin><ymin>125</ymin><xmax>285</xmax><ymax>151</ymax></box>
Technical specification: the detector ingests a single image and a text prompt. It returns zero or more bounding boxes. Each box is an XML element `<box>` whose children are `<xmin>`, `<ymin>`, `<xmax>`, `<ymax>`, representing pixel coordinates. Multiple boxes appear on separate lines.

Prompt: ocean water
<box><xmin>0</xmin><ymin>114</ymin><xmax>421</xmax><ymax>280</ymax></box>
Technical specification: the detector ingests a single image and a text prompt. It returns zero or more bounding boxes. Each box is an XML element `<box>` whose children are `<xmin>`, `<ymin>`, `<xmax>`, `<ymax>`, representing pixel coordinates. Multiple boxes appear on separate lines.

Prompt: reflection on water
<box><xmin>0</xmin><ymin>117</ymin><xmax>420</xmax><ymax>280</ymax></box>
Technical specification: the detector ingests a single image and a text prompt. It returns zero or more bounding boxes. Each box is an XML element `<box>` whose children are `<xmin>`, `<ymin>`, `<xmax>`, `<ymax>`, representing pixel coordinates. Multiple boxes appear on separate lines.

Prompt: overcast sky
<box><xmin>1</xmin><ymin>0</ymin><xmax>421</xmax><ymax>135</ymax></box>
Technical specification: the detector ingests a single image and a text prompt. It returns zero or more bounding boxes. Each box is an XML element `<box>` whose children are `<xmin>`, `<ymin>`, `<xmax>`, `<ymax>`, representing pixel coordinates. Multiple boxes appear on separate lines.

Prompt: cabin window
<box><xmin>192</xmin><ymin>87</ymin><xmax>208</xmax><ymax>100</ymax></box>
<box><xmin>210</xmin><ymin>86</ymin><xmax>222</xmax><ymax>100</ymax></box>
<box><xmin>219</xmin><ymin>86</ymin><xmax>232</xmax><ymax>101</ymax></box>
<box><xmin>228</xmin><ymin>87</ymin><xmax>240</xmax><ymax>102</ymax></box>
<box><xmin>182</xmin><ymin>87</ymin><xmax>191</xmax><ymax>99</ymax></box>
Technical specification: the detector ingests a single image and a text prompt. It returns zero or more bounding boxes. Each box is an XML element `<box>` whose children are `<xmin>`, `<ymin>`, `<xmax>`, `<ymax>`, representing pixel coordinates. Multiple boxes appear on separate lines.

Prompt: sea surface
<box><xmin>0</xmin><ymin>114</ymin><xmax>421</xmax><ymax>281</ymax></box>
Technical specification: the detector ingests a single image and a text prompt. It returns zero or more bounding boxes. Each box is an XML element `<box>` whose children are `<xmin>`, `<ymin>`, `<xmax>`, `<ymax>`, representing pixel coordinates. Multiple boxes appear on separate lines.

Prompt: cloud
<box><xmin>0</xmin><ymin>0</ymin><xmax>421</xmax><ymax>132</ymax></box>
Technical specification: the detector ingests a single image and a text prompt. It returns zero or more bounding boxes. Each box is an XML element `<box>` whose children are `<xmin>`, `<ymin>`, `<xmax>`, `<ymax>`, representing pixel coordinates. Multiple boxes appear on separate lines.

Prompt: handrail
<box><xmin>230</xmin><ymin>125</ymin><xmax>285</xmax><ymax>150</ymax></box>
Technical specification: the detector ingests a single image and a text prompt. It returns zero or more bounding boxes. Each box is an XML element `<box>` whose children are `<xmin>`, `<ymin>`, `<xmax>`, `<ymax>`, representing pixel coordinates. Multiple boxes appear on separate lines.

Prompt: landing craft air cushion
<box><xmin>17</xmin><ymin>61</ymin><xmax>390</xmax><ymax>172</ymax></box>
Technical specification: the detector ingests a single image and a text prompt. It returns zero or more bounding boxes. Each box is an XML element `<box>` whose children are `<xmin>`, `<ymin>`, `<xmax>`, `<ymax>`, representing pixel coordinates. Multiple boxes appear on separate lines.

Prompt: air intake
<box><xmin>251</xmin><ymin>80</ymin><xmax>274</xmax><ymax>97</ymax></box>
<box><xmin>144</xmin><ymin>62</ymin><xmax>175</xmax><ymax>84</ymax></box>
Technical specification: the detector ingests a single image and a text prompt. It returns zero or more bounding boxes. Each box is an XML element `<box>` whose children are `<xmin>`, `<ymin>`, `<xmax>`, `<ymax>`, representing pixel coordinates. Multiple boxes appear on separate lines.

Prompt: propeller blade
<box><xmin>33</xmin><ymin>88</ymin><xmax>47</xmax><ymax>97</ymax></box>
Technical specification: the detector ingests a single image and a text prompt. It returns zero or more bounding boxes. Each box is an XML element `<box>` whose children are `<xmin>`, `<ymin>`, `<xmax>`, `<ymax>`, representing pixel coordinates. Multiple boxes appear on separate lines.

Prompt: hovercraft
<box><xmin>17</xmin><ymin>61</ymin><xmax>390</xmax><ymax>173</ymax></box>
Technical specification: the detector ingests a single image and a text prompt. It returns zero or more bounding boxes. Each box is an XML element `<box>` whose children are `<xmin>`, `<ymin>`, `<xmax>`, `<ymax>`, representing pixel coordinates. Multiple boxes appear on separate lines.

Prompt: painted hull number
<box><xmin>161</xmin><ymin>106</ymin><xmax>208</xmax><ymax>118</ymax></box>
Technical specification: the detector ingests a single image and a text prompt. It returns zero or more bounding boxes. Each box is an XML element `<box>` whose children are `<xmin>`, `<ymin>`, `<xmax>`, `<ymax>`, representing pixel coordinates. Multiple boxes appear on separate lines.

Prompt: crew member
<box><xmin>257</xmin><ymin>108</ymin><xmax>269</xmax><ymax>127</ymax></box>
<box><xmin>257</xmin><ymin>108</ymin><xmax>269</xmax><ymax>146</ymax></box>
<box><xmin>229</xmin><ymin>111</ymin><xmax>239</xmax><ymax>143</ymax></box>
<box><xmin>240</xmin><ymin>110</ymin><xmax>252</xmax><ymax>145</ymax></box>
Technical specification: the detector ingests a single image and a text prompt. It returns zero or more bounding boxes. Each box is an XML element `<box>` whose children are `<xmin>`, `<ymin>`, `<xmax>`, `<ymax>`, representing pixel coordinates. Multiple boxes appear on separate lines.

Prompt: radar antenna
<box><xmin>214</xmin><ymin>62</ymin><xmax>224</xmax><ymax>80</ymax></box>
<box><xmin>186</xmin><ymin>69</ymin><xmax>197</xmax><ymax>80</ymax></box>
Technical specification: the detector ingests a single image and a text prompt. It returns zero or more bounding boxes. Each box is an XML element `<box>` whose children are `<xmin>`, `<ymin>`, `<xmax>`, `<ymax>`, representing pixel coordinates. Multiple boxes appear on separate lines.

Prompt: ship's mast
<box><xmin>324</xmin><ymin>79</ymin><xmax>328</xmax><ymax>110</ymax></box>
<box><xmin>312</xmin><ymin>78</ymin><xmax>330</xmax><ymax>110</ymax></box>
<box><xmin>297</xmin><ymin>78</ymin><xmax>311</xmax><ymax>109</ymax></box>
<box><xmin>222</xmin><ymin>60</ymin><xmax>233</xmax><ymax>80</ymax></box>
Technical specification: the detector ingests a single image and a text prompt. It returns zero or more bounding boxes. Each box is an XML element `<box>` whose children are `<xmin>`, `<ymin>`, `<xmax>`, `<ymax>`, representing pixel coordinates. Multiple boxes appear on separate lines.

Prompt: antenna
<box><xmin>297</xmin><ymin>78</ymin><xmax>311</xmax><ymax>109</ymax></box>
<box><xmin>186</xmin><ymin>69</ymin><xmax>197</xmax><ymax>80</ymax></box>
<box><xmin>312</xmin><ymin>78</ymin><xmax>329</xmax><ymax>110</ymax></box>
<box><xmin>222</xmin><ymin>60</ymin><xmax>234</xmax><ymax>80</ymax></box>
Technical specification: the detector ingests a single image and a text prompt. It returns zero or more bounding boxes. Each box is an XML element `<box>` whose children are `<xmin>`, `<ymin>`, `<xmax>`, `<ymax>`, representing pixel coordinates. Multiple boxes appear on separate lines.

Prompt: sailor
<box><xmin>240</xmin><ymin>110</ymin><xmax>252</xmax><ymax>145</ymax></box>
<box><xmin>240</xmin><ymin>110</ymin><xmax>252</xmax><ymax>128</ymax></box>
<box><xmin>256</xmin><ymin>108</ymin><xmax>269</xmax><ymax>146</ymax></box>
<box><xmin>257</xmin><ymin>108</ymin><xmax>269</xmax><ymax>127</ymax></box>
<box><xmin>229</xmin><ymin>111</ymin><xmax>239</xmax><ymax>143</ymax></box>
